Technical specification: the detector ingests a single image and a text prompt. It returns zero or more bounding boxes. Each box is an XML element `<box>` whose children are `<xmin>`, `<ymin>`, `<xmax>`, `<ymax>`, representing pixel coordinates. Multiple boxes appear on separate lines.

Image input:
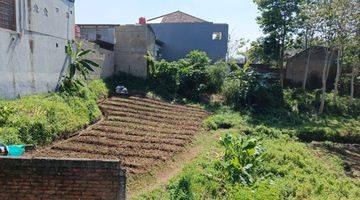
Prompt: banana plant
<box><xmin>59</xmin><ymin>41</ymin><xmax>100</xmax><ymax>93</ymax></box>
<box><xmin>66</xmin><ymin>41</ymin><xmax>100</xmax><ymax>80</ymax></box>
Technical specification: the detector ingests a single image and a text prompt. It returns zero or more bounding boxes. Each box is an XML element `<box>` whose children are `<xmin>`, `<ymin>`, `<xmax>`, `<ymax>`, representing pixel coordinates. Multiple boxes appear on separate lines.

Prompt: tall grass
<box><xmin>0</xmin><ymin>79</ymin><xmax>109</xmax><ymax>146</ymax></box>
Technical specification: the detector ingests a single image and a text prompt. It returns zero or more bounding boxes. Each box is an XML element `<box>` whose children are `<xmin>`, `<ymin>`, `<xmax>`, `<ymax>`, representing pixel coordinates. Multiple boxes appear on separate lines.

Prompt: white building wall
<box><xmin>0</xmin><ymin>0</ymin><xmax>75</xmax><ymax>99</ymax></box>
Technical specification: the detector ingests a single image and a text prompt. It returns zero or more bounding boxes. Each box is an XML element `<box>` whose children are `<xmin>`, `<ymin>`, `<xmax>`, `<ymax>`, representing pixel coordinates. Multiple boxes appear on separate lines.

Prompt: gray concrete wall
<box><xmin>149</xmin><ymin>23</ymin><xmax>228</xmax><ymax>61</ymax></box>
<box><xmin>0</xmin><ymin>0</ymin><xmax>75</xmax><ymax>99</ymax></box>
<box><xmin>78</xmin><ymin>25</ymin><xmax>116</xmax><ymax>45</ymax></box>
<box><xmin>286</xmin><ymin>47</ymin><xmax>337</xmax><ymax>86</ymax></box>
<box><xmin>81</xmin><ymin>40</ymin><xmax>115</xmax><ymax>79</ymax></box>
<box><xmin>114</xmin><ymin>25</ymin><xmax>156</xmax><ymax>78</ymax></box>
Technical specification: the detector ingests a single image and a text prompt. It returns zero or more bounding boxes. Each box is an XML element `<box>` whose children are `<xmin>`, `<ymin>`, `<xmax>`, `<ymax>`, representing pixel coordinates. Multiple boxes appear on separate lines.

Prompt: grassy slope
<box><xmin>0</xmin><ymin>79</ymin><xmax>109</xmax><ymax>145</ymax></box>
<box><xmin>135</xmin><ymin>111</ymin><xmax>360</xmax><ymax>200</ymax></box>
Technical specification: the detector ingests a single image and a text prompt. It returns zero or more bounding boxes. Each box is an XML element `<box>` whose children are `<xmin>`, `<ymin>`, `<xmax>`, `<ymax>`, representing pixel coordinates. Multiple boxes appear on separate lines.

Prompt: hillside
<box><xmin>28</xmin><ymin>96</ymin><xmax>209</xmax><ymax>174</ymax></box>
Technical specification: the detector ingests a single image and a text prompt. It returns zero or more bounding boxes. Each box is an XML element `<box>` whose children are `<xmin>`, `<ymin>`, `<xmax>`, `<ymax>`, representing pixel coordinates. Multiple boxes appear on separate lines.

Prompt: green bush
<box><xmin>88</xmin><ymin>79</ymin><xmax>109</xmax><ymax>99</ymax></box>
<box><xmin>203</xmin><ymin>112</ymin><xmax>245</xmax><ymax>130</ymax></box>
<box><xmin>222</xmin><ymin>68</ymin><xmax>283</xmax><ymax>112</ymax></box>
<box><xmin>284</xmin><ymin>89</ymin><xmax>360</xmax><ymax>117</ymax></box>
<box><xmin>177</xmin><ymin>51</ymin><xmax>212</xmax><ymax>101</ymax></box>
<box><xmin>283</xmin><ymin>88</ymin><xmax>317</xmax><ymax>114</ymax></box>
<box><xmin>205</xmin><ymin>61</ymin><xmax>230</xmax><ymax>93</ymax></box>
<box><xmin>214</xmin><ymin>133</ymin><xmax>266</xmax><ymax>186</ymax></box>
<box><xmin>339</xmin><ymin>73</ymin><xmax>360</xmax><ymax>98</ymax></box>
<box><xmin>148</xmin><ymin>50</ymin><xmax>232</xmax><ymax>101</ymax></box>
<box><xmin>0</xmin><ymin>79</ymin><xmax>108</xmax><ymax>146</ymax></box>
<box><xmin>168</xmin><ymin>175</ymin><xmax>194</xmax><ymax>200</ymax></box>
<box><xmin>149</xmin><ymin>60</ymin><xmax>179</xmax><ymax>98</ymax></box>
<box><xmin>244</xmin><ymin>125</ymin><xmax>284</xmax><ymax>139</ymax></box>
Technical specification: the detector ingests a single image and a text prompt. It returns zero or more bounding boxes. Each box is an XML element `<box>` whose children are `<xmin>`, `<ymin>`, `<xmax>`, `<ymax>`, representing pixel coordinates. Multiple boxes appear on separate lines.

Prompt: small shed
<box><xmin>286</xmin><ymin>46</ymin><xmax>338</xmax><ymax>88</ymax></box>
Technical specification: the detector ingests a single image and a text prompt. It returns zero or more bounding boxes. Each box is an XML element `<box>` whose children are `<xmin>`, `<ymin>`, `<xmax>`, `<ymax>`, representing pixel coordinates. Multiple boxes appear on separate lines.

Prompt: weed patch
<box><xmin>0</xmin><ymin>79</ymin><xmax>108</xmax><ymax>146</ymax></box>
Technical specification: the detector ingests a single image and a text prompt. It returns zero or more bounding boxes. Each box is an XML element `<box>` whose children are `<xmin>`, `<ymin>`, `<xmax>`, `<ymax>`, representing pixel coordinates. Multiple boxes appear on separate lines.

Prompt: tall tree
<box><xmin>298</xmin><ymin>0</ymin><xmax>317</xmax><ymax>90</ymax></box>
<box><xmin>347</xmin><ymin>0</ymin><xmax>360</xmax><ymax>105</ymax></box>
<box><xmin>332</xmin><ymin>0</ymin><xmax>353</xmax><ymax>103</ymax></box>
<box><xmin>310</xmin><ymin>0</ymin><xmax>338</xmax><ymax>114</ymax></box>
<box><xmin>254</xmin><ymin>0</ymin><xmax>303</xmax><ymax>87</ymax></box>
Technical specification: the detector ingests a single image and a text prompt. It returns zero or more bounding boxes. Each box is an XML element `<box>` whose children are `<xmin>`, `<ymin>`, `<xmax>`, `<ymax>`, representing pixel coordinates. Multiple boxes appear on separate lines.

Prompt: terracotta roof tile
<box><xmin>148</xmin><ymin>11</ymin><xmax>208</xmax><ymax>24</ymax></box>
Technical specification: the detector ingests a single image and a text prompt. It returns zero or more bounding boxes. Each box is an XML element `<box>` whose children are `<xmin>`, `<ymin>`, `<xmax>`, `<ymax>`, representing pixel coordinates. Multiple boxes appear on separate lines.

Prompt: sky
<box><xmin>75</xmin><ymin>0</ymin><xmax>263</xmax><ymax>42</ymax></box>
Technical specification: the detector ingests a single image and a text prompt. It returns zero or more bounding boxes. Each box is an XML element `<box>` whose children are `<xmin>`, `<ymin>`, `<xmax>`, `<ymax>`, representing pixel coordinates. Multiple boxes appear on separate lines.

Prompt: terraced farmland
<box><xmin>28</xmin><ymin>96</ymin><xmax>209</xmax><ymax>174</ymax></box>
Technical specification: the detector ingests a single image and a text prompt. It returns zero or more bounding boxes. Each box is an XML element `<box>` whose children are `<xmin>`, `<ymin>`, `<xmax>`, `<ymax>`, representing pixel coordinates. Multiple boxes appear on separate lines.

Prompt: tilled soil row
<box><xmin>106</xmin><ymin>117</ymin><xmax>200</xmax><ymax>132</ymax></box>
<box><xmin>107</xmin><ymin>113</ymin><xmax>200</xmax><ymax>127</ymax></box>
<box><xmin>34</xmin><ymin>149</ymin><xmax>159</xmax><ymax>174</ymax></box>
<box><xmin>106</xmin><ymin>108</ymin><xmax>204</xmax><ymax>123</ymax></box>
<box><xmin>108</xmin><ymin>97</ymin><xmax>208</xmax><ymax>115</ymax></box>
<box><xmin>129</xmin><ymin>96</ymin><xmax>210</xmax><ymax>114</ymax></box>
<box><xmin>81</xmin><ymin>131</ymin><xmax>188</xmax><ymax>146</ymax></box>
<box><xmin>91</xmin><ymin>125</ymin><xmax>193</xmax><ymax>141</ymax></box>
<box><xmin>98</xmin><ymin>121</ymin><xmax>196</xmax><ymax>136</ymax></box>
<box><xmin>29</xmin><ymin>96</ymin><xmax>209</xmax><ymax>174</ymax></box>
<box><xmin>101</xmin><ymin>101</ymin><xmax>207</xmax><ymax>119</ymax></box>
<box><xmin>69</xmin><ymin>136</ymin><xmax>183</xmax><ymax>153</ymax></box>
<box><xmin>116</xmin><ymin>96</ymin><xmax>208</xmax><ymax>114</ymax></box>
<box><xmin>51</xmin><ymin>142</ymin><xmax>172</xmax><ymax>160</ymax></box>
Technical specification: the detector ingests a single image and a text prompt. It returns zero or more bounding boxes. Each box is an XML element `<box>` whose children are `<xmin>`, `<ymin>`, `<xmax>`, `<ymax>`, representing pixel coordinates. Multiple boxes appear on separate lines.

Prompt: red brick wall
<box><xmin>0</xmin><ymin>157</ymin><xmax>126</xmax><ymax>200</ymax></box>
<box><xmin>0</xmin><ymin>0</ymin><xmax>16</xmax><ymax>31</ymax></box>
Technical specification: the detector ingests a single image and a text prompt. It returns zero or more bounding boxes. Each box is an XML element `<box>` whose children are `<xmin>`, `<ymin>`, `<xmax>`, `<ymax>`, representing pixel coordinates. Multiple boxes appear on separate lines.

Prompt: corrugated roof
<box><xmin>147</xmin><ymin>11</ymin><xmax>208</xmax><ymax>24</ymax></box>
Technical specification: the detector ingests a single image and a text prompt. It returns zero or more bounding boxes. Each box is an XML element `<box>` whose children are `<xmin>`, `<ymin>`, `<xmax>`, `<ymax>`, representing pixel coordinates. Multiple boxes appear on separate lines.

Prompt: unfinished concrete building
<box><xmin>77</xmin><ymin>24</ymin><xmax>117</xmax><ymax>51</ymax></box>
<box><xmin>114</xmin><ymin>25</ymin><xmax>156</xmax><ymax>78</ymax></box>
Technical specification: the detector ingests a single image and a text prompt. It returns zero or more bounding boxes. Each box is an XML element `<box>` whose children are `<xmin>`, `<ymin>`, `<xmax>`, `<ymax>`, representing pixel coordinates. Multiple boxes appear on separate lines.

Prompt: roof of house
<box><xmin>147</xmin><ymin>11</ymin><xmax>208</xmax><ymax>24</ymax></box>
<box><xmin>289</xmin><ymin>46</ymin><xmax>339</xmax><ymax>61</ymax></box>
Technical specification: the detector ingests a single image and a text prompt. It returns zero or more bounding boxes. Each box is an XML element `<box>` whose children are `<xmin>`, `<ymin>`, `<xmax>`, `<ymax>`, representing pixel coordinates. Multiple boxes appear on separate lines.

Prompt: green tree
<box><xmin>297</xmin><ymin>0</ymin><xmax>317</xmax><ymax>90</ymax></box>
<box><xmin>311</xmin><ymin>0</ymin><xmax>360</xmax><ymax>113</ymax></box>
<box><xmin>331</xmin><ymin>0</ymin><xmax>357</xmax><ymax>103</ymax></box>
<box><xmin>254</xmin><ymin>0</ymin><xmax>303</xmax><ymax>87</ymax></box>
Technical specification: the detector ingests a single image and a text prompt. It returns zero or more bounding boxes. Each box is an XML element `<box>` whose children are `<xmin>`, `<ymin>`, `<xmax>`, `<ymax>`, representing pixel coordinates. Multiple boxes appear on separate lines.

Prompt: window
<box><xmin>0</xmin><ymin>0</ymin><xmax>16</xmax><ymax>31</ymax></box>
<box><xmin>212</xmin><ymin>32</ymin><xmax>222</xmax><ymax>40</ymax></box>
<box><xmin>96</xmin><ymin>34</ymin><xmax>102</xmax><ymax>40</ymax></box>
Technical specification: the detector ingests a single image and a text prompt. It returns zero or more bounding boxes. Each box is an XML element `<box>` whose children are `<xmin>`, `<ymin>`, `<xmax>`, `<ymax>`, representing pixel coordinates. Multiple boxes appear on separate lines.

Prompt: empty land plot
<box><xmin>28</xmin><ymin>96</ymin><xmax>209</xmax><ymax>174</ymax></box>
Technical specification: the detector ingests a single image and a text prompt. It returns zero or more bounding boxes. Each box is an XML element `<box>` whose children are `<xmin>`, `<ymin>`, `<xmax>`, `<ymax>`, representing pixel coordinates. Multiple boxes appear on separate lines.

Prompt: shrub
<box><xmin>0</xmin><ymin>79</ymin><xmax>107</xmax><ymax>146</ymax></box>
<box><xmin>222</xmin><ymin>68</ymin><xmax>283</xmax><ymax>112</ymax></box>
<box><xmin>168</xmin><ymin>175</ymin><xmax>194</xmax><ymax>200</ymax></box>
<box><xmin>283</xmin><ymin>89</ymin><xmax>317</xmax><ymax>114</ymax></box>
<box><xmin>203</xmin><ymin>112</ymin><xmax>246</xmax><ymax>131</ymax></box>
<box><xmin>284</xmin><ymin>89</ymin><xmax>360</xmax><ymax>117</ymax></box>
<box><xmin>88</xmin><ymin>79</ymin><xmax>109</xmax><ymax>99</ymax></box>
<box><xmin>244</xmin><ymin>125</ymin><xmax>283</xmax><ymax>139</ymax></box>
<box><xmin>0</xmin><ymin>102</ymin><xmax>11</xmax><ymax>126</ymax></box>
<box><xmin>214</xmin><ymin>133</ymin><xmax>266</xmax><ymax>186</ymax></box>
<box><xmin>177</xmin><ymin>51</ymin><xmax>212</xmax><ymax>101</ymax></box>
<box><xmin>339</xmin><ymin>73</ymin><xmax>360</xmax><ymax>98</ymax></box>
<box><xmin>205</xmin><ymin>61</ymin><xmax>230</xmax><ymax>93</ymax></box>
<box><xmin>203</xmin><ymin>115</ymin><xmax>235</xmax><ymax>130</ymax></box>
<box><xmin>149</xmin><ymin>60</ymin><xmax>179</xmax><ymax>98</ymax></box>
<box><xmin>147</xmin><ymin>51</ymin><xmax>234</xmax><ymax>101</ymax></box>
<box><xmin>183</xmin><ymin>50</ymin><xmax>211</xmax><ymax>69</ymax></box>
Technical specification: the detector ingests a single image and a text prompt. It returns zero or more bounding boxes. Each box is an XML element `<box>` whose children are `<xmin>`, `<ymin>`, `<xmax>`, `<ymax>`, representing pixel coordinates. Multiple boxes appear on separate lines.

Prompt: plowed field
<box><xmin>28</xmin><ymin>96</ymin><xmax>209</xmax><ymax>174</ymax></box>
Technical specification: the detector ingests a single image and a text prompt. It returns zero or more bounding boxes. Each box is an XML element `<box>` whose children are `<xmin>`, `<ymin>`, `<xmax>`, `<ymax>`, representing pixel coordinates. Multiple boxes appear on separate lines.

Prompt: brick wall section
<box><xmin>0</xmin><ymin>0</ymin><xmax>16</xmax><ymax>31</ymax></box>
<box><xmin>0</xmin><ymin>157</ymin><xmax>126</xmax><ymax>200</ymax></box>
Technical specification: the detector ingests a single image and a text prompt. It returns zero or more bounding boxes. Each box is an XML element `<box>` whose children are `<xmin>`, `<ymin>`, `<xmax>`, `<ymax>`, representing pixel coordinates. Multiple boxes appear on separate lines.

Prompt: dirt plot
<box><xmin>312</xmin><ymin>142</ymin><xmax>360</xmax><ymax>178</ymax></box>
<box><xmin>27</xmin><ymin>96</ymin><xmax>209</xmax><ymax>174</ymax></box>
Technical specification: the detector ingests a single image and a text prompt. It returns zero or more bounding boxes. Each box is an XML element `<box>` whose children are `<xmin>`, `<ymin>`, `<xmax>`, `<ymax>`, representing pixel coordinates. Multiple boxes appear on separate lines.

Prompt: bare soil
<box><xmin>311</xmin><ymin>142</ymin><xmax>360</xmax><ymax>178</ymax></box>
<box><xmin>26</xmin><ymin>96</ymin><xmax>209</xmax><ymax>174</ymax></box>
